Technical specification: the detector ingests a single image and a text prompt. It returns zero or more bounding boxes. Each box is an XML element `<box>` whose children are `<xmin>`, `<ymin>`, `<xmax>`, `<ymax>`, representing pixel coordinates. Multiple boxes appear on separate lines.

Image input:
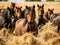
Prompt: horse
<box><xmin>0</xmin><ymin>2</ymin><xmax>16</xmax><ymax>30</ymax></box>
<box><xmin>8</xmin><ymin>6</ymin><xmax>22</xmax><ymax>33</ymax></box>
<box><xmin>0</xmin><ymin>16</ymin><xmax>5</xmax><ymax>29</ymax></box>
<box><xmin>13</xmin><ymin>5</ymin><xmax>38</xmax><ymax>36</ymax></box>
<box><xmin>50</xmin><ymin>13</ymin><xmax>60</xmax><ymax>22</ymax></box>
<box><xmin>6</xmin><ymin>3</ymin><xmax>16</xmax><ymax>32</ymax></box>
<box><xmin>35</xmin><ymin>4</ymin><xmax>47</xmax><ymax>27</ymax></box>
<box><xmin>14</xmin><ymin>6</ymin><xmax>22</xmax><ymax>21</ymax></box>
<box><xmin>50</xmin><ymin>13</ymin><xmax>60</xmax><ymax>34</ymax></box>
<box><xmin>0</xmin><ymin>9</ymin><xmax>5</xmax><ymax>29</ymax></box>
<box><xmin>0</xmin><ymin>8</ymin><xmax>11</xmax><ymax>29</ymax></box>
<box><xmin>0</xmin><ymin>2</ymin><xmax>16</xmax><ymax>32</ymax></box>
<box><xmin>44</xmin><ymin>8</ymin><xmax>54</xmax><ymax>21</ymax></box>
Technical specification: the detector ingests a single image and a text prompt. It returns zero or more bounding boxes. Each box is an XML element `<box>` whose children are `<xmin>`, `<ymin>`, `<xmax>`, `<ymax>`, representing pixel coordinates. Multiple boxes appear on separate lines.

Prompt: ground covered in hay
<box><xmin>0</xmin><ymin>21</ymin><xmax>60</xmax><ymax>45</ymax></box>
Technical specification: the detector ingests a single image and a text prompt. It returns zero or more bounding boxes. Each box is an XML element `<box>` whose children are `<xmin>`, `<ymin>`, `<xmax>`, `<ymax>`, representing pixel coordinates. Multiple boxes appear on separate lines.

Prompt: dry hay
<box><xmin>0</xmin><ymin>21</ymin><xmax>60</xmax><ymax>45</ymax></box>
<box><xmin>37</xmin><ymin>21</ymin><xmax>60</xmax><ymax>45</ymax></box>
<box><xmin>36</xmin><ymin>38</ymin><xmax>48</xmax><ymax>45</ymax></box>
<box><xmin>48</xmin><ymin>37</ymin><xmax>60</xmax><ymax>45</ymax></box>
<box><xmin>0</xmin><ymin>38</ymin><xmax>6</xmax><ymax>45</ymax></box>
<box><xmin>6</xmin><ymin>33</ymin><xmax>37</xmax><ymax>45</ymax></box>
<box><xmin>0</xmin><ymin>28</ymin><xmax>9</xmax><ymax>45</ymax></box>
<box><xmin>38</xmin><ymin>30</ymin><xmax>58</xmax><ymax>41</ymax></box>
<box><xmin>38</xmin><ymin>21</ymin><xmax>57</xmax><ymax>33</ymax></box>
<box><xmin>0</xmin><ymin>28</ymin><xmax>9</xmax><ymax>38</ymax></box>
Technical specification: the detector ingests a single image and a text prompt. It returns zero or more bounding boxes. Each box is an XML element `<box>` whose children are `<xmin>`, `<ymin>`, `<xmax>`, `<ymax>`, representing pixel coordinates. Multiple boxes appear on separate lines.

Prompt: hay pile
<box><xmin>37</xmin><ymin>21</ymin><xmax>60</xmax><ymax>45</ymax></box>
<box><xmin>6</xmin><ymin>33</ymin><xmax>37</xmax><ymax>45</ymax></box>
<box><xmin>0</xmin><ymin>21</ymin><xmax>60</xmax><ymax>45</ymax></box>
<box><xmin>0</xmin><ymin>28</ymin><xmax>10</xmax><ymax>45</ymax></box>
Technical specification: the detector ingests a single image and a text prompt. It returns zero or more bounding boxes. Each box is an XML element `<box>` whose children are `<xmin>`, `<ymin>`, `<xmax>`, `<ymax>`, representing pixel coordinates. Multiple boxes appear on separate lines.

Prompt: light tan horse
<box><xmin>13</xmin><ymin>5</ymin><xmax>38</xmax><ymax>36</ymax></box>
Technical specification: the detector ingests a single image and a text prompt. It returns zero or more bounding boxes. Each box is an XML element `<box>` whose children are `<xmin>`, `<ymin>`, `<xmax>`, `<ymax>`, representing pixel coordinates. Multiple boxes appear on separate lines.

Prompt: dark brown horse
<box><xmin>6</xmin><ymin>2</ymin><xmax>16</xmax><ymax>29</ymax></box>
<box><xmin>35</xmin><ymin>4</ymin><xmax>47</xmax><ymax>27</ymax></box>
<box><xmin>0</xmin><ymin>2</ymin><xmax>16</xmax><ymax>31</ymax></box>
<box><xmin>13</xmin><ymin>5</ymin><xmax>38</xmax><ymax>36</ymax></box>
<box><xmin>0</xmin><ymin>8</ymin><xmax>11</xmax><ymax>29</ymax></box>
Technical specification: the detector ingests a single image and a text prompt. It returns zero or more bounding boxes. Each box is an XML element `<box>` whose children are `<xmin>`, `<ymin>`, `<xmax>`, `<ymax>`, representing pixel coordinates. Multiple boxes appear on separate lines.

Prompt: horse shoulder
<box><xmin>22</xmin><ymin>23</ymin><xmax>28</xmax><ymax>33</ymax></box>
<box><xmin>14</xmin><ymin>19</ymin><xmax>27</xmax><ymax>35</ymax></box>
<box><xmin>15</xmin><ymin>18</ymin><xmax>25</xmax><ymax>26</ymax></box>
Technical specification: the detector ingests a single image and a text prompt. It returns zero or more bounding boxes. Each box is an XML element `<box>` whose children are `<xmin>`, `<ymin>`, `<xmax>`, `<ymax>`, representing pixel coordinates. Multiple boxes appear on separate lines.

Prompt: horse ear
<box><xmin>42</xmin><ymin>4</ymin><xmax>44</xmax><ymax>8</ymax></box>
<box><xmin>48</xmin><ymin>8</ymin><xmax>50</xmax><ymax>11</ymax></box>
<box><xmin>16</xmin><ymin>7</ymin><xmax>18</xmax><ymax>9</ymax></box>
<box><xmin>33</xmin><ymin>5</ymin><xmax>35</xmax><ymax>9</ymax></box>
<box><xmin>20</xmin><ymin>6</ymin><xmax>22</xmax><ymax>9</ymax></box>
<box><xmin>7</xmin><ymin>7</ymin><xmax>10</xmax><ymax>10</ymax></box>
<box><xmin>37</xmin><ymin>4</ymin><xmax>39</xmax><ymax>7</ymax></box>
<box><xmin>42</xmin><ymin>4</ymin><xmax>44</xmax><ymax>7</ymax></box>
<box><xmin>26</xmin><ymin>6</ymin><xmax>28</xmax><ymax>9</ymax></box>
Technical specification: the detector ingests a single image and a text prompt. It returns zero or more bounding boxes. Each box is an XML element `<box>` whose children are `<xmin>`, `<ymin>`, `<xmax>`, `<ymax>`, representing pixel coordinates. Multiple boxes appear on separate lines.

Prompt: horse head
<box><xmin>37</xmin><ymin>4</ymin><xmax>44</xmax><ymax>17</ymax></box>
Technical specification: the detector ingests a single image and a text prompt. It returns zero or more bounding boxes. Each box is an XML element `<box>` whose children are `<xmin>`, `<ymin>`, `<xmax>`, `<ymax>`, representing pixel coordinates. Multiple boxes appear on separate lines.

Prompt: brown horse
<box><xmin>13</xmin><ymin>5</ymin><xmax>38</xmax><ymax>36</ymax></box>
<box><xmin>14</xmin><ymin>6</ymin><xmax>22</xmax><ymax>20</ymax></box>
<box><xmin>35</xmin><ymin>4</ymin><xmax>47</xmax><ymax>27</ymax></box>
<box><xmin>44</xmin><ymin>8</ymin><xmax>54</xmax><ymax>20</ymax></box>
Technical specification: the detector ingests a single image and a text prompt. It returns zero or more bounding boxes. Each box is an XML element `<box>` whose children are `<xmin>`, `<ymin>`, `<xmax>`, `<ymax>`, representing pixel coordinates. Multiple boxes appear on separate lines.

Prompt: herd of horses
<box><xmin>0</xmin><ymin>3</ymin><xmax>60</xmax><ymax>36</ymax></box>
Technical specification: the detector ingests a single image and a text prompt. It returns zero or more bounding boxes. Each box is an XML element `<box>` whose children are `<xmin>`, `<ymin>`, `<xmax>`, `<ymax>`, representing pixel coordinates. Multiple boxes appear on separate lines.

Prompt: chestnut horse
<box><xmin>13</xmin><ymin>5</ymin><xmax>38</xmax><ymax>36</ymax></box>
<box><xmin>14</xmin><ymin>6</ymin><xmax>22</xmax><ymax>21</ymax></box>
<box><xmin>44</xmin><ymin>8</ymin><xmax>54</xmax><ymax>20</ymax></box>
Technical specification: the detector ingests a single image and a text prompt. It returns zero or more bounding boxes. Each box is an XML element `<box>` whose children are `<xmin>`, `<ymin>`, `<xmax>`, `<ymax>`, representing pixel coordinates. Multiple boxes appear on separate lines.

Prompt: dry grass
<box><xmin>0</xmin><ymin>21</ymin><xmax>60</xmax><ymax>45</ymax></box>
<box><xmin>0</xmin><ymin>2</ymin><xmax>60</xmax><ymax>45</ymax></box>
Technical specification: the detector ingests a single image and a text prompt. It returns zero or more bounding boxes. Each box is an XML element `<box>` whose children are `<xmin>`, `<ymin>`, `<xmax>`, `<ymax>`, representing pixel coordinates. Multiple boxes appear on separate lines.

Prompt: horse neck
<box><xmin>46</xmin><ymin>12</ymin><xmax>48</xmax><ymax>17</ymax></box>
<box><xmin>27</xmin><ymin>21</ymin><xmax>36</xmax><ymax>32</ymax></box>
<box><xmin>45</xmin><ymin>12</ymin><xmax>49</xmax><ymax>19</ymax></box>
<box><xmin>23</xmin><ymin>18</ymin><xmax>27</xmax><ymax>26</ymax></box>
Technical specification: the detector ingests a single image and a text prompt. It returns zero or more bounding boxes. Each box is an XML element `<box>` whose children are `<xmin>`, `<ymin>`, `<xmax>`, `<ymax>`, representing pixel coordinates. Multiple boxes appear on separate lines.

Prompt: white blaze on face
<box><xmin>35</xmin><ymin>16</ymin><xmax>40</xmax><ymax>25</ymax></box>
<box><xmin>11</xmin><ymin>16</ymin><xmax>14</xmax><ymax>24</ymax></box>
<box><xmin>12</xmin><ymin>18</ymin><xmax>14</xmax><ymax>23</ymax></box>
<box><xmin>17</xmin><ymin>12</ymin><xmax>20</xmax><ymax>19</ymax></box>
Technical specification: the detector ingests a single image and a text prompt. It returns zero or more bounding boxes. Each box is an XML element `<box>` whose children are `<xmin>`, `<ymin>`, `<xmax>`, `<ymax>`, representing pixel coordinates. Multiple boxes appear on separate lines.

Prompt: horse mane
<box><xmin>32</xmin><ymin>8</ymin><xmax>36</xmax><ymax>19</ymax></box>
<box><xmin>23</xmin><ymin>18</ymin><xmax>27</xmax><ymax>26</ymax></box>
<box><xmin>44</xmin><ymin>12</ymin><xmax>49</xmax><ymax>19</ymax></box>
<box><xmin>21</xmin><ymin>9</ymin><xmax>26</xmax><ymax>18</ymax></box>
